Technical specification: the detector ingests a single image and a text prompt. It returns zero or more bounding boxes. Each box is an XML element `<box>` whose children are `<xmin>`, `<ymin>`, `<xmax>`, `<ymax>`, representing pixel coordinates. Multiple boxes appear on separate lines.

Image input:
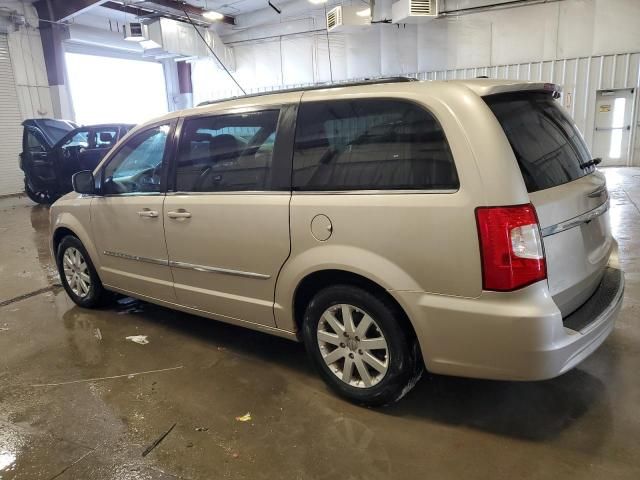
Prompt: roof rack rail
<box><xmin>197</xmin><ymin>76</ymin><xmax>418</xmax><ymax>107</ymax></box>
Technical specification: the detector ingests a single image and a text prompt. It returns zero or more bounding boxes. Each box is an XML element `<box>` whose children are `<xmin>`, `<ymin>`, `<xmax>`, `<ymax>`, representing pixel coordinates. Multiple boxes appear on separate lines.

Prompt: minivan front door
<box><xmin>163</xmin><ymin>108</ymin><xmax>293</xmax><ymax>327</ymax></box>
<box><xmin>91</xmin><ymin>123</ymin><xmax>176</xmax><ymax>302</ymax></box>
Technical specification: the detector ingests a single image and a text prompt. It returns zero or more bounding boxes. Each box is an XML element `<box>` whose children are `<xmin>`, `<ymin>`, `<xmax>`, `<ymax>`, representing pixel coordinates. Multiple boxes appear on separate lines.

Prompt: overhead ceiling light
<box><xmin>203</xmin><ymin>10</ymin><xmax>224</xmax><ymax>21</ymax></box>
<box><xmin>356</xmin><ymin>7</ymin><xmax>371</xmax><ymax>17</ymax></box>
<box><xmin>308</xmin><ymin>0</ymin><xmax>327</xmax><ymax>4</ymax></box>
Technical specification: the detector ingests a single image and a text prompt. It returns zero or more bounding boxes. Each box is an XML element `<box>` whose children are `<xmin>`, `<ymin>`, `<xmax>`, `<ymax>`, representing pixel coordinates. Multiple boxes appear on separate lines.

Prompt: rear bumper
<box><xmin>395</xmin><ymin>266</ymin><xmax>624</xmax><ymax>381</ymax></box>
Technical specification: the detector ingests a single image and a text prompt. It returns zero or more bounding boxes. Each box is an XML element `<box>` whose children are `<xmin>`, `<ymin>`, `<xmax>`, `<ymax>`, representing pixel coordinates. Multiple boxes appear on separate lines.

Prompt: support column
<box><xmin>34</xmin><ymin>0</ymin><xmax>75</xmax><ymax>120</ymax></box>
<box><xmin>176</xmin><ymin>61</ymin><xmax>194</xmax><ymax>110</ymax></box>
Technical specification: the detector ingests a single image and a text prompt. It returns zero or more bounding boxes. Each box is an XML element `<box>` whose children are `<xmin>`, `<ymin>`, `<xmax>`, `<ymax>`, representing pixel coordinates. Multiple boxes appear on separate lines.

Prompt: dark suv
<box><xmin>20</xmin><ymin>119</ymin><xmax>133</xmax><ymax>204</ymax></box>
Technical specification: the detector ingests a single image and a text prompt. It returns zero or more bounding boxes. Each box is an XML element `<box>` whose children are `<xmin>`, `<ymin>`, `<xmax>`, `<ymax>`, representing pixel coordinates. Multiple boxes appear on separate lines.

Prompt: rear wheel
<box><xmin>25</xmin><ymin>179</ymin><xmax>56</xmax><ymax>204</ymax></box>
<box><xmin>302</xmin><ymin>284</ymin><xmax>423</xmax><ymax>406</ymax></box>
<box><xmin>56</xmin><ymin>236</ymin><xmax>107</xmax><ymax>308</ymax></box>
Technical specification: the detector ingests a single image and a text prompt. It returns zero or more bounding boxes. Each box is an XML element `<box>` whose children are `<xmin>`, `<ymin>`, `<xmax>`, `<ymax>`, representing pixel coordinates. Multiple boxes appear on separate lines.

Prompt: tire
<box><xmin>302</xmin><ymin>284</ymin><xmax>423</xmax><ymax>407</ymax></box>
<box><xmin>56</xmin><ymin>236</ymin><xmax>107</xmax><ymax>308</ymax></box>
<box><xmin>25</xmin><ymin>179</ymin><xmax>56</xmax><ymax>205</ymax></box>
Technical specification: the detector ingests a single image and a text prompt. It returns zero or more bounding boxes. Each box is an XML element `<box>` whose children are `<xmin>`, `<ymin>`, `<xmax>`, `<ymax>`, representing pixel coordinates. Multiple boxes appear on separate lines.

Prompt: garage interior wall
<box><xmin>198</xmin><ymin>0</ymin><xmax>640</xmax><ymax>164</ymax></box>
<box><xmin>0</xmin><ymin>0</ymin><xmax>53</xmax><ymax>196</ymax></box>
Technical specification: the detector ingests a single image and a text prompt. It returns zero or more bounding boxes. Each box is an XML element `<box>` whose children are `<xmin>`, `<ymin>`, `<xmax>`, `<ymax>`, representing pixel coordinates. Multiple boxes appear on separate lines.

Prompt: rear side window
<box><xmin>485</xmin><ymin>92</ymin><xmax>594</xmax><ymax>193</ymax></box>
<box><xmin>90</xmin><ymin>128</ymin><xmax>119</xmax><ymax>148</ymax></box>
<box><xmin>292</xmin><ymin>99</ymin><xmax>458</xmax><ymax>191</ymax></box>
<box><xmin>176</xmin><ymin>110</ymin><xmax>279</xmax><ymax>192</ymax></box>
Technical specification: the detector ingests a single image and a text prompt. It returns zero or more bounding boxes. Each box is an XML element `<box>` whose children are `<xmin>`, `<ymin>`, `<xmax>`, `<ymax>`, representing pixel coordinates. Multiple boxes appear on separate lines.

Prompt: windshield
<box><xmin>40</xmin><ymin>119</ymin><xmax>76</xmax><ymax>144</ymax></box>
<box><xmin>484</xmin><ymin>92</ymin><xmax>594</xmax><ymax>193</ymax></box>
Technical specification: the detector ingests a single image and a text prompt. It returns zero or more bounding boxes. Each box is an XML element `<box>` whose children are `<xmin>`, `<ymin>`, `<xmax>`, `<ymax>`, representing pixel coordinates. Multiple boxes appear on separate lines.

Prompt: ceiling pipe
<box><xmin>232</xmin><ymin>0</ymin><xmax>339</xmax><ymax>31</ymax></box>
<box><xmin>102</xmin><ymin>0</ymin><xmax>234</xmax><ymax>26</ymax></box>
<box><xmin>440</xmin><ymin>0</ymin><xmax>563</xmax><ymax>16</ymax></box>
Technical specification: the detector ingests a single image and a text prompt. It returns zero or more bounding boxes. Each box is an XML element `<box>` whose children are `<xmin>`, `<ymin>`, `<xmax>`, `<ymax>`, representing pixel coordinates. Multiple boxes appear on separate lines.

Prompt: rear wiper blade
<box><xmin>580</xmin><ymin>157</ymin><xmax>602</xmax><ymax>169</ymax></box>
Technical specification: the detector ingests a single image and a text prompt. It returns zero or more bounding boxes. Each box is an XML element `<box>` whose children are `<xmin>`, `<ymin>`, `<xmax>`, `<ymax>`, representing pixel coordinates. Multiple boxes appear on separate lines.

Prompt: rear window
<box><xmin>292</xmin><ymin>99</ymin><xmax>458</xmax><ymax>191</ymax></box>
<box><xmin>485</xmin><ymin>92</ymin><xmax>594</xmax><ymax>193</ymax></box>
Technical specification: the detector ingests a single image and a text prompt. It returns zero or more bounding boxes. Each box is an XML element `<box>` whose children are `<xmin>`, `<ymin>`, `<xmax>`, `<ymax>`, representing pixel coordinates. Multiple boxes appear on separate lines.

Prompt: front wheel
<box><xmin>56</xmin><ymin>236</ymin><xmax>107</xmax><ymax>308</ymax></box>
<box><xmin>302</xmin><ymin>285</ymin><xmax>423</xmax><ymax>406</ymax></box>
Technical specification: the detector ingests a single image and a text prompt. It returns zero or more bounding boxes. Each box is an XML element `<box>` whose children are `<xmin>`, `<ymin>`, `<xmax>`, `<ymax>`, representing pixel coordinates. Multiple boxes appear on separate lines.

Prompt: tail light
<box><xmin>475</xmin><ymin>204</ymin><xmax>546</xmax><ymax>291</ymax></box>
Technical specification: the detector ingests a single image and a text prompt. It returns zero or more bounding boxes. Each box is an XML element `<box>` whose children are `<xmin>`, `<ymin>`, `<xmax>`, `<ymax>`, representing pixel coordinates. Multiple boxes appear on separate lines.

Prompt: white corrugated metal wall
<box><xmin>0</xmin><ymin>34</ymin><xmax>25</xmax><ymax>196</ymax></box>
<box><xmin>419</xmin><ymin>53</ymin><xmax>640</xmax><ymax>166</ymax></box>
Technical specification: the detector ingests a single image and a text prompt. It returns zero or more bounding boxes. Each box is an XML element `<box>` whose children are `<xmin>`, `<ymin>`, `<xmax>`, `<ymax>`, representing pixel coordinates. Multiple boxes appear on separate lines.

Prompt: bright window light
<box><xmin>609</xmin><ymin>129</ymin><xmax>623</xmax><ymax>159</ymax></box>
<box><xmin>608</xmin><ymin>97</ymin><xmax>626</xmax><ymax>159</ymax></box>
<box><xmin>611</xmin><ymin>97</ymin><xmax>626</xmax><ymax>128</ymax></box>
<box><xmin>65</xmin><ymin>52</ymin><xmax>168</xmax><ymax>125</ymax></box>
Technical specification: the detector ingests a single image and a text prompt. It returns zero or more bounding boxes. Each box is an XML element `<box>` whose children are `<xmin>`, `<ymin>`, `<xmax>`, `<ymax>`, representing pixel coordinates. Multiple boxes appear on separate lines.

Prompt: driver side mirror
<box><xmin>72</xmin><ymin>170</ymin><xmax>96</xmax><ymax>195</ymax></box>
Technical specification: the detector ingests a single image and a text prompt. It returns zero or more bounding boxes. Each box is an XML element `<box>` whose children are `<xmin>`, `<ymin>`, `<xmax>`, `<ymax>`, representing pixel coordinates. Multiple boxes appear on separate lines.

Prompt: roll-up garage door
<box><xmin>0</xmin><ymin>34</ymin><xmax>24</xmax><ymax>196</ymax></box>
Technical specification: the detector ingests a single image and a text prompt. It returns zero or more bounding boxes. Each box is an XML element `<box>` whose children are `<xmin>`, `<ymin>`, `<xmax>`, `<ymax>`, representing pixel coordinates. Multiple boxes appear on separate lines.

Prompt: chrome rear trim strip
<box><xmin>169</xmin><ymin>261</ymin><xmax>271</xmax><ymax>280</ymax></box>
<box><xmin>103</xmin><ymin>250</ymin><xmax>169</xmax><ymax>266</ymax></box>
<box><xmin>541</xmin><ymin>200</ymin><xmax>609</xmax><ymax>237</ymax></box>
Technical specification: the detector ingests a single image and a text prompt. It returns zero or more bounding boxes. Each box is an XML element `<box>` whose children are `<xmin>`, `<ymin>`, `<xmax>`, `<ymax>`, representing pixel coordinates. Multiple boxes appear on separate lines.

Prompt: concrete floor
<box><xmin>1</xmin><ymin>168</ymin><xmax>639</xmax><ymax>480</ymax></box>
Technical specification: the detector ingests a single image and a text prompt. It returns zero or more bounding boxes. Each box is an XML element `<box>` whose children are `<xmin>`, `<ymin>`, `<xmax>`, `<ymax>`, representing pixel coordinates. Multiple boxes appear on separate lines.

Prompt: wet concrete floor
<box><xmin>1</xmin><ymin>167</ymin><xmax>640</xmax><ymax>479</ymax></box>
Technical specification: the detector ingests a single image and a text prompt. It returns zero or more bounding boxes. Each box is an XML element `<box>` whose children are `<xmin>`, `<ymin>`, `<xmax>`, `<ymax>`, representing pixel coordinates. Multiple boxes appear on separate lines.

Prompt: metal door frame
<box><xmin>593</xmin><ymin>87</ymin><xmax>637</xmax><ymax>167</ymax></box>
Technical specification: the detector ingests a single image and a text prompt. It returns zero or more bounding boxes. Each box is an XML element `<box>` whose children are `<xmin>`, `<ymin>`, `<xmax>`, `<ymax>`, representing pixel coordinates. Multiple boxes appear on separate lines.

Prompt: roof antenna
<box><xmin>324</xmin><ymin>5</ymin><xmax>333</xmax><ymax>83</ymax></box>
<box><xmin>181</xmin><ymin>7</ymin><xmax>246</xmax><ymax>95</ymax></box>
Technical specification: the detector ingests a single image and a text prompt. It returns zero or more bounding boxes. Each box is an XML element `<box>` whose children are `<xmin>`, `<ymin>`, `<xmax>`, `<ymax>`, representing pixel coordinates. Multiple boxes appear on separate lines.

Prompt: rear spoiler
<box><xmin>464</xmin><ymin>81</ymin><xmax>562</xmax><ymax>99</ymax></box>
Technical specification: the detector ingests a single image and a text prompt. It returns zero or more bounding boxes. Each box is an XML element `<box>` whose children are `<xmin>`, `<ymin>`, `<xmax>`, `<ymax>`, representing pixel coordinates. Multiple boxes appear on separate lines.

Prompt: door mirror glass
<box><xmin>72</xmin><ymin>170</ymin><xmax>96</xmax><ymax>195</ymax></box>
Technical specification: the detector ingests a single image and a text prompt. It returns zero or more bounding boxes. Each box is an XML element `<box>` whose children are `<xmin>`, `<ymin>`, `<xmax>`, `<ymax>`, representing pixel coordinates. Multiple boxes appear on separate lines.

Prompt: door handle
<box><xmin>138</xmin><ymin>209</ymin><xmax>159</xmax><ymax>218</ymax></box>
<box><xmin>167</xmin><ymin>210</ymin><xmax>192</xmax><ymax>219</ymax></box>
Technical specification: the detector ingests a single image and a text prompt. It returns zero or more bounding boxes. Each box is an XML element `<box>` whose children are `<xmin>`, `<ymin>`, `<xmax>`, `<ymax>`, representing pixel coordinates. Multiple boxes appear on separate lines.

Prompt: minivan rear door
<box><xmin>163</xmin><ymin>103</ymin><xmax>297</xmax><ymax>327</ymax></box>
<box><xmin>485</xmin><ymin>92</ymin><xmax>613</xmax><ymax>316</ymax></box>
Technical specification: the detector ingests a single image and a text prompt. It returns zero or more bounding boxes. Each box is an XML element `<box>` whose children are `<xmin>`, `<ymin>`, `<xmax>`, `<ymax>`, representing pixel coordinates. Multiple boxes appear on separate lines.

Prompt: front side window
<box><xmin>102</xmin><ymin>124</ymin><xmax>170</xmax><ymax>194</ymax></box>
<box><xmin>26</xmin><ymin>130</ymin><xmax>46</xmax><ymax>152</ymax></box>
<box><xmin>175</xmin><ymin>110</ymin><xmax>280</xmax><ymax>192</ymax></box>
<box><xmin>292</xmin><ymin>99</ymin><xmax>458</xmax><ymax>191</ymax></box>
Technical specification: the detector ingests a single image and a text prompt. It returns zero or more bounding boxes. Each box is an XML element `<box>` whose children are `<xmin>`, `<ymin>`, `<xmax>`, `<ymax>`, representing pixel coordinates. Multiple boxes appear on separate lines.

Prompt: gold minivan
<box><xmin>50</xmin><ymin>78</ymin><xmax>624</xmax><ymax>405</ymax></box>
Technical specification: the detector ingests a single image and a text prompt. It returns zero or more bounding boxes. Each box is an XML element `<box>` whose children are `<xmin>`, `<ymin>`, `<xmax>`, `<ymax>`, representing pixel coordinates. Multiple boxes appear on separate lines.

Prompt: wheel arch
<box><xmin>291</xmin><ymin>269</ymin><xmax>420</xmax><ymax>348</ymax></box>
<box><xmin>51</xmin><ymin>213</ymin><xmax>101</xmax><ymax>273</ymax></box>
<box><xmin>52</xmin><ymin>226</ymin><xmax>76</xmax><ymax>254</ymax></box>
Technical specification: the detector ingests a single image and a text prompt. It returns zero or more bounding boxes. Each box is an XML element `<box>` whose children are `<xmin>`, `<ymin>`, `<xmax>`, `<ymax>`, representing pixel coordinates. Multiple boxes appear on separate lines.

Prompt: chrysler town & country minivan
<box><xmin>50</xmin><ymin>78</ymin><xmax>624</xmax><ymax>405</ymax></box>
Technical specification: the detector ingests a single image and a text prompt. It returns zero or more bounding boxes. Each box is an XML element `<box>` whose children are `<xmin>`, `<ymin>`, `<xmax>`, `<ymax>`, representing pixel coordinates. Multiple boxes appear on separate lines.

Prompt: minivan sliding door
<box><xmin>163</xmin><ymin>105</ymin><xmax>296</xmax><ymax>327</ymax></box>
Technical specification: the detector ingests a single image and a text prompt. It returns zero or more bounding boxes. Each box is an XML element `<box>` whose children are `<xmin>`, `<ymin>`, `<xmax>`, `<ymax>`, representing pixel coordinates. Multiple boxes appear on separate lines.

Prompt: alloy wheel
<box><xmin>62</xmin><ymin>247</ymin><xmax>91</xmax><ymax>298</ymax></box>
<box><xmin>317</xmin><ymin>304</ymin><xmax>389</xmax><ymax>388</ymax></box>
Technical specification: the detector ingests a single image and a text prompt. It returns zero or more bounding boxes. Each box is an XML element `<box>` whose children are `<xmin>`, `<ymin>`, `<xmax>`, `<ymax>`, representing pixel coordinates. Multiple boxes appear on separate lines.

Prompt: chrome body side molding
<box><xmin>541</xmin><ymin>200</ymin><xmax>610</xmax><ymax>237</ymax></box>
<box><xmin>168</xmin><ymin>261</ymin><xmax>271</xmax><ymax>280</ymax></box>
<box><xmin>103</xmin><ymin>251</ymin><xmax>271</xmax><ymax>280</ymax></box>
<box><xmin>103</xmin><ymin>250</ymin><xmax>168</xmax><ymax>266</ymax></box>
